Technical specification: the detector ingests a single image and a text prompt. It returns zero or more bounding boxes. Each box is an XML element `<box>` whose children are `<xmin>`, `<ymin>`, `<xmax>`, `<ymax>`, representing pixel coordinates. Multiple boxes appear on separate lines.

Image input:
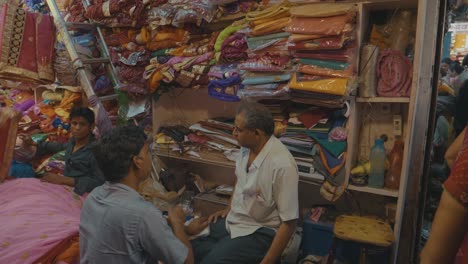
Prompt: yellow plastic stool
<box><xmin>329</xmin><ymin>215</ymin><xmax>394</xmax><ymax>264</ymax></box>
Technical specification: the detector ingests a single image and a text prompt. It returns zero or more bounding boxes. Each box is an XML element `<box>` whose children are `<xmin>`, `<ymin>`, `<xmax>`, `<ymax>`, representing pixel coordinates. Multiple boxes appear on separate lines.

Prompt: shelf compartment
<box><xmin>347</xmin><ymin>184</ymin><xmax>399</xmax><ymax>197</ymax></box>
<box><xmin>356</xmin><ymin>97</ymin><xmax>410</xmax><ymax>103</ymax></box>
<box><xmin>155</xmin><ymin>146</ymin><xmax>235</xmax><ymax>168</ymax></box>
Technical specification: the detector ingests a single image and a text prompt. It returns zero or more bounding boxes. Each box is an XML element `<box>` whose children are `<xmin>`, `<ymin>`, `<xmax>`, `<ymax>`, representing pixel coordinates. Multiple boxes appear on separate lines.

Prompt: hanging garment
<box><xmin>0</xmin><ymin>4</ymin><xmax>55</xmax><ymax>83</ymax></box>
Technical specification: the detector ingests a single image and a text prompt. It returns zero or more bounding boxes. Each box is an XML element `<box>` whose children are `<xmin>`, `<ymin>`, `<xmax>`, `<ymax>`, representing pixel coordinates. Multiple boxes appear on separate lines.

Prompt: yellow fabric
<box><xmin>438</xmin><ymin>81</ymin><xmax>455</xmax><ymax>95</ymax></box>
<box><xmin>289</xmin><ymin>73</ymin><xmax>348</xmax><ymax>96</ymax></box>
<box><xmin>246</xmin><ymin>1</ymin><xmax>291</xmax><ymax>21</ymax></box>
<box><xmin>290</xmin><ymin>3</ymin><xmax>356</xmax><ymax>18</ymax></box>
<box><xmin>251</xmin><ymin>17</ymin><xmax>291</xmax><ymax>36</ymax></box>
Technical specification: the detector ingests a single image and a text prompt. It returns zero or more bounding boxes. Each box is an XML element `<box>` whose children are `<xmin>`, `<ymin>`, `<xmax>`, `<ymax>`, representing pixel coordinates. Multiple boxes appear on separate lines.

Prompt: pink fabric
<box><xmin>0</xmin><ymin>178</ymin><xmax>84</xmax><ymax>263</ymax></box>
<box><xmin>376</xmin><ymin>49</ymin><xmax>412</xmax><ymax>97</ymax></box>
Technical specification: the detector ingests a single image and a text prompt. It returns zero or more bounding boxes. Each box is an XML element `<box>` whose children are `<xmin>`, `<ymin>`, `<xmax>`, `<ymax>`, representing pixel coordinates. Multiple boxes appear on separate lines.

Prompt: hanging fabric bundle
<box><xmin>359</xmin><ymin>44</ymin><xmax>379</xmax><ymax>97</ymax></box>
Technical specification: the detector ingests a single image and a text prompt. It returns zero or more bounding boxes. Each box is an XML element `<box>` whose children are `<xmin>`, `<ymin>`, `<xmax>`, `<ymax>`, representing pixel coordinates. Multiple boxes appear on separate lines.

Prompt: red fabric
<box><xmin>0</xmin><ymin>4</ymin><xmax>55</xmax><ymax>83</ymax></box>
<box><xmin>444</xmin><ymin>127</ymin><xmax>468</xmax><ymax>264</ymax></box>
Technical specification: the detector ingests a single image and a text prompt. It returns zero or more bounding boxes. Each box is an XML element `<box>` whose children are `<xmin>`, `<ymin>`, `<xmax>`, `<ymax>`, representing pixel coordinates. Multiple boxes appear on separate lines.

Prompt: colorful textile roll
<box><xmin>359</xmin><ymin>44</ymin><xmax>379</xmax><ymax>97</ymax></box>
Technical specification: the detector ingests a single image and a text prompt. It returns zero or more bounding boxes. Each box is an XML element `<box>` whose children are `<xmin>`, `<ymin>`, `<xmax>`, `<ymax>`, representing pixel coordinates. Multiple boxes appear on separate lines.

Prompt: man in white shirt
<box><xmin>192</xmin><ymin>101</ymin><xmax>299</xmax><ymax>264</ymax></box>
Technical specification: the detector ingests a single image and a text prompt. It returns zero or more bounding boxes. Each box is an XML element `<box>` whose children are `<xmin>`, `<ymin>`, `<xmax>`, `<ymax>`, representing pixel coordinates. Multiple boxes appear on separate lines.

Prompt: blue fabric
<box><xmin>8</xmin><ymin>160</ymin><xmax>35</xmax><ymax>178</ymax></box>
<box><xmin>321</xmin><ymin>146</ymin><xmax>345</xmax><ymax>170</ymax></box>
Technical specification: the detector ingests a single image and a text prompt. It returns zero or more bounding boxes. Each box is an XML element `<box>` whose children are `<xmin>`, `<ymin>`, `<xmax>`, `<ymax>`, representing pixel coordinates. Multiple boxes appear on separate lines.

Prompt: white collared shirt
<box><xmin>226</xmin><ymin>136</ymin><xmax>299</xmax><ymax>238</ymax></box>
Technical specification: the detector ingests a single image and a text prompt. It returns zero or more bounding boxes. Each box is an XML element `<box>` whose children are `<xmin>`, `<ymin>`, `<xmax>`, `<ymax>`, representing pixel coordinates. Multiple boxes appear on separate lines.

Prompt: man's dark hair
<box><xmin>441</xmin><ymin>57</ymin><xmax>453</xmax><ymax>65</ymax></box>
<box><xmin>236</xmin><ymin>100</ymin><xmax>274</xmax><ymax>136</ymax></box>
<box><xmin>462</xmin><ymin>55</ymin><xmax>468</xmax><ymax>67</ymax></box>
<box><xmin>69</xmin><ymin>107</ymin><xmax>95</xmax><ymax>124</ymax></box>
<box><xmin>450</xmin><ymin>62</ymin><xmax>464</xmax><ymax>75</ymax></box>
<box><xmin>93</xmin><ymin>125</ymin><xmax>147</xmax><ymax>182</ymax></box>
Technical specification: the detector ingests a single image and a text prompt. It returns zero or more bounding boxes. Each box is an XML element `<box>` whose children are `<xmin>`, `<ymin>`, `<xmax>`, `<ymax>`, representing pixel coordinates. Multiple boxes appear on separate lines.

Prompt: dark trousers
<box><xmin>191</xmin><ymin>219</ymin><xmax>275</xmax><ymax>264</ymax></box>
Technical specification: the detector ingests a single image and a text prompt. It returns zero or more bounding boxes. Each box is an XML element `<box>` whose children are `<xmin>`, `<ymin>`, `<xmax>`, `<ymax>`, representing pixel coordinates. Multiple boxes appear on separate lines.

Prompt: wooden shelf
<box><xmin>155</xmin><ymin>146</ymin><xmax>235</xmax><ymax>168</ymax></box>
<box><xmin>347</xmin><ymin>185</ymin><xmax>399</xmax><ymax>197</ymax></box>
<box><xmin>356</xmin><ymin>97</ymin><xmax>410</xmax><ymax>103</ymax></box>
<box><xmin>358</xmin><ymin>0</ymin><xmax>418</xmax><ymax>9</ymax></box>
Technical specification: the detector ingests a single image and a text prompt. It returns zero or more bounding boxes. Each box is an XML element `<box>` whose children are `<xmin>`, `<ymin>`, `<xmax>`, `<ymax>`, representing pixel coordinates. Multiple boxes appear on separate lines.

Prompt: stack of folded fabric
<box><xmin>155</xmin><ymin>119</ymin><xmax>240</xmax><ymax>161</ymax></box>
<box><xmin>237</xmin><ymin>1</ymin><xmax>292</xmax><ymax>99</ymax></box>
<box><xmin>285</xmin><ymin>3</ymin><xmax>358</xmax><ymax>108</ymax></box>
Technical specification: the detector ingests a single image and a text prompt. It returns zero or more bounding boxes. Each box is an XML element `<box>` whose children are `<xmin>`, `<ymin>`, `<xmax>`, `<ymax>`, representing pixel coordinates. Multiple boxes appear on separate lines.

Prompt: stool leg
<box><xmin>359</xmin><ymin>246</ymin><xmax>367</xmax><ymax>264</ymax></box>
<box><xmin>327</xmin><ymin>238</ymin><xmax>337</xmax><ymax>264</ymax></box>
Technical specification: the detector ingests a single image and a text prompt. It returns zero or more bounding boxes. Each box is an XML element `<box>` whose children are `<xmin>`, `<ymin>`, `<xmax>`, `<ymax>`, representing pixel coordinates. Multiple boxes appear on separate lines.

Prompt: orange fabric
<box><xmin>34</xmin><ymin>233</ymin><xmax>79</xmax><ymax>264</ymax></box>
<box><xmin>318</xmin><ymin>145</ymin><xmax>346</xmax><ymax>175</ymax></box>
<box><xmin>55</xmin><ymin>235</ymin><xmax>80</xmax><ymax>263</ymax></box>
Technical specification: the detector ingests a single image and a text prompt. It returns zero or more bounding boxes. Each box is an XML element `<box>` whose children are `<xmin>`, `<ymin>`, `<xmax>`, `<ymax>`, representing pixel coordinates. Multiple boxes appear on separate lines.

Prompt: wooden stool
<box><xmin>328</xmin><ymin>215</ymin><xmax>394</xmax><ymax>264</ymax></box>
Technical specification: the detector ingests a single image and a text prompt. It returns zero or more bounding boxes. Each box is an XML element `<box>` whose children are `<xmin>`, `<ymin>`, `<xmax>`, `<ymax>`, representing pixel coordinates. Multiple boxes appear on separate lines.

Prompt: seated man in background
<box><xmin>192</xmin><ymin>101</ymin><xmax>299</xmax><ymax>264</ymax></box>
<box><xmin>21</xmin><ymin>106</ymin><xmax>104</xmax><ymax>195</ymax></box>
<box><xmin>80</xmin><ymin>125</ymin><xmax>207</xmax><ymax>264</ymax></box>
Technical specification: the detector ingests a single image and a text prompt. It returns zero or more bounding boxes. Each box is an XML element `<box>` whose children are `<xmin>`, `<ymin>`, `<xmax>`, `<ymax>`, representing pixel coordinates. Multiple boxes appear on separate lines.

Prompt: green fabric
<box><xmin>151</xmin><ymin>49</ymin><xmax>172</xmax><ymax>57</ymax></box>
<box><xmin>247</xmin><ymin>32</ymin><xmax>290</xmax><ymax>42</ymax></box>
<box><xmin>298</xmin><ymin>58</ymin><xmax>349</xmax><ymax>70</ymax></box>
<box><xmin>214</xmin><ymin>25</ymin><xmax>244</xmax><ymax>52</ymax></box>
<box><xmin>306</xmin><ymin>131</ymin><xmax>347</xmax><ymax>157</ymax></box>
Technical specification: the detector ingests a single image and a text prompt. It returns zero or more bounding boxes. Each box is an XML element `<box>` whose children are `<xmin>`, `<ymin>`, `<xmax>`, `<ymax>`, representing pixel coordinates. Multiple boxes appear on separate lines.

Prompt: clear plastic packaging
<box><xmin>289</xmin><ymin>73</ymin><xmax>348</xmax><ymax>96</ymax></box>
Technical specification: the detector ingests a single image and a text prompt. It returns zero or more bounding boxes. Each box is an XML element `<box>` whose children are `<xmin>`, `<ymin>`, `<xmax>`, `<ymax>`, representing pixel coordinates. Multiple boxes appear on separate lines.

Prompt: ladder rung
<box><xmin>82</xmin><ymin>58</ymin><xmax>110</xmax><ymax>64</ymax></box>
<box><xmin>99</xmin><ymin>94</ymin><xmax>118</xmax><ymax>101</ymax></box>
<box><xmin>65</xmin><ymin>22</ymin><xmax>96</xmax><ymax>31</ymax></box>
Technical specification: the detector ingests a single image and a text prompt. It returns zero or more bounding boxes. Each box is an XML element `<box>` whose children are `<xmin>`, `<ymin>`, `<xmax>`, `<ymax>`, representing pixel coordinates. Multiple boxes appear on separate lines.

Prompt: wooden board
<box><xmin>0</xmin><ymin>108</ymin><xmax>21</xmax><ymax>182</ymax></box>
<box><xmin>152</xmin><ymin>89</ymin><xmax>239</xmax><ymax>133</ymax></box>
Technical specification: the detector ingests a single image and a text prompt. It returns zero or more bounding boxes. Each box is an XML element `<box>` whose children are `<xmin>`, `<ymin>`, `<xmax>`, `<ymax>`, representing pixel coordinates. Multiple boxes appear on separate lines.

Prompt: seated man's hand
<box><xmin>208</xmin><ymin>207</ymin><xmax>230</xmax><ymax>223</ymax></box>
<box><xmin>19</xmin><ymin>134</ymin><xmax>36</xmax><ymax>146</ymax></box>
<box><xmin>168</xmin><ymin>205</ymin><xmax>186</xmax><ymax>227</ymax></box>
<box><xmin>40</xmin><ymin>173</ymin><xmax>71</xmax><ymax>185</ymax></box>
<box><xmin>185</xmin><ymin>217</ymin><xmax>209</xmax><ymax>236</ymax></box>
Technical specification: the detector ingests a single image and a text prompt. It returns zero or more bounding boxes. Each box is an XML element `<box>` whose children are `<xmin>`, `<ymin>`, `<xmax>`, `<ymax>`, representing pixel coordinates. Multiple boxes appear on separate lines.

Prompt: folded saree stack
<box><xmin>286</xmin><ymin>3</ymin><xmax>358</xmax><ymax>108</ymax></box>
<box><xmin>237</xmin><ymin>1</ymin><xmax>292</xmax><ymax>99</ymax></box>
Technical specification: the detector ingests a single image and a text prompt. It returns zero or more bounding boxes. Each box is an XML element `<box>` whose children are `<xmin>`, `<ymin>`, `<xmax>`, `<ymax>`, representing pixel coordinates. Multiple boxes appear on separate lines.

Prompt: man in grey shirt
<box><xmin>80</xmin><ymin>125</ymin><xmax>207</xmax><ymax>264</ymax></box>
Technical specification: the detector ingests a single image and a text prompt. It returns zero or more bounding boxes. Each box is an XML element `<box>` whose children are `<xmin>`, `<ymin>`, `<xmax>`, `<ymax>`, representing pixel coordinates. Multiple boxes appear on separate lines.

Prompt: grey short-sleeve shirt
<box><xmin>80</xmin><ymin>182</ymin><xmax>188</xmax><ymax>264</ymax></box>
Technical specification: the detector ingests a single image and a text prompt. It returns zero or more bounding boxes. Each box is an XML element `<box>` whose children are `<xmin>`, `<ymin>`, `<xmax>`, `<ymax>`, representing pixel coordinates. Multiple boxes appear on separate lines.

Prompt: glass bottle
<box><xmin>385</xmin><ymin>137</ymin><xmax>404</xmax><ymax>190</ymax></box>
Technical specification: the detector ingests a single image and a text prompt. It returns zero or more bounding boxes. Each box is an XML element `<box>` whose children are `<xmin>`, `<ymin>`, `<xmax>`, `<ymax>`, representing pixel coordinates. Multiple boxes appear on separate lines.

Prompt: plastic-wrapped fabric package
<box><xmin>292</xmin><ymin>47</ymin><xmax>353</xmax><ymax>62</ymax></box>
<box><xmin>237</xmin><ymin>83</ymin><xmax>290</xmax><ymax>98</ymax></box>
<box><xmin>289</xmin><ymin>73</ymin><xmax>348</xmax><ymax>96</ymax></box>
<box><xmin>285</xmin><ymin>14</ymin><xmax>355</xmax><ymax>36</ymax></box>
<box><xmin>239</xmin><ymin>54</ymin><xmax>291</xmax><ymax>72</ymax></box>
<box><xmin>298</xmin><ymin>64</ymin><xmax>352</xmax><ymax>78</ymax></box>
<box><xmin>289</xmin><ymin>3</ymin><xmax>356</xmax><ymax>18</ymax></box>
<box><xmin>359</xmin><ymin>44</ymin><xmax>379</xmax><ymax>97</ymax></box>
<box><xmin>287</xmin><ymin>35</ymin><xmax>348</xmax><ymax>51</ymax></box>
<box><xmin>242</xmin><ymin>72</ymin><xmax>292</xmax><ymax>85</ymax></box>
<box><xmin>297</xmin><ymin>58</ymin><xmax>349</xmax><ymax>70</ymax></box>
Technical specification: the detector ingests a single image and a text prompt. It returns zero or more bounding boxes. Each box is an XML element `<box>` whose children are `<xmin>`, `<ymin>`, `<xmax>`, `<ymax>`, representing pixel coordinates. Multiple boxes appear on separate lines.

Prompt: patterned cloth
<box><xmin>443</xmin><ymin>127</ymin><xmax>468</xmax><ymax>264</ymax></box>
<box><xmin>0</xmin><ymin>4</ymin><xmax>55</xmax><ymax>83</ymax></box>
<box><xmin>0</xmin><ymin>178</ymin><xmax>84</xmax><ymax>263</ymax></box>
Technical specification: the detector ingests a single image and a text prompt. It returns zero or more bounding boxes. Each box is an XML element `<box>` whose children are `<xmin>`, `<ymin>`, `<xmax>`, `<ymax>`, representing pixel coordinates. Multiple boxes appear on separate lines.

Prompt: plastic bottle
<box><xmin>385</xmin><ymin>137</ymin><xmax>404</xmax><ymax>190</ymax></box>
<box><xmin>368</xmin><ymin>138</ymin><xmax>386</xmax><ymax>188</ymax></box>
